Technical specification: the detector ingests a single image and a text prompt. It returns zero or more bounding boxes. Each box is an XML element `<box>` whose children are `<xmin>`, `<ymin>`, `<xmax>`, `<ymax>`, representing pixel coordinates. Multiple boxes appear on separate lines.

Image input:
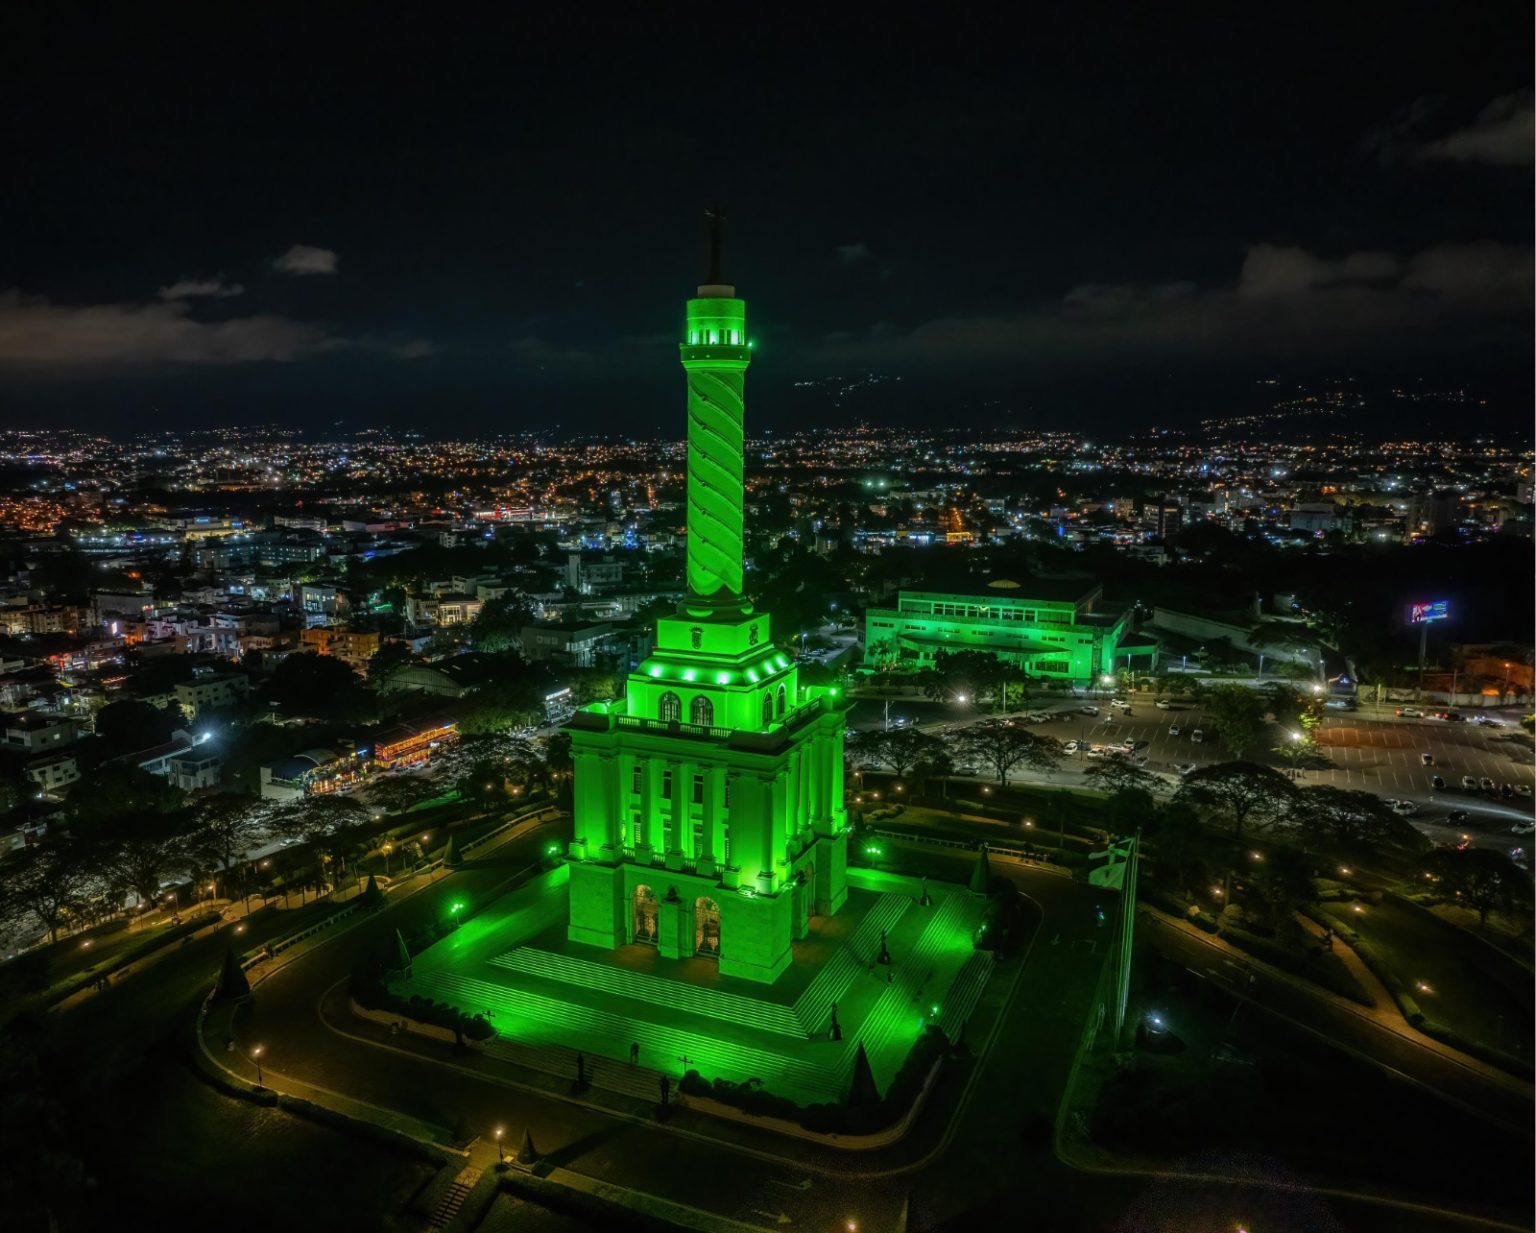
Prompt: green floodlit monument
<box><xmin>564</xmin><ymin>205</ymin><xmax>851</xmax><ymax>983</ymax></box>
<box><xmin>396</xmin><ymin>211</ymin><xmax>994</xmax><ymax>1107</ymax></box>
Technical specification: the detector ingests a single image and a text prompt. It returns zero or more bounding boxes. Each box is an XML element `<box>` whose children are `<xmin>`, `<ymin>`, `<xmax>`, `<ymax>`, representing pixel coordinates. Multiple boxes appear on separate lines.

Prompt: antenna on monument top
<box><xmin>704</xmin><ymin>201</ymin><xmax>726</xmax><ymax>285</ymax></box>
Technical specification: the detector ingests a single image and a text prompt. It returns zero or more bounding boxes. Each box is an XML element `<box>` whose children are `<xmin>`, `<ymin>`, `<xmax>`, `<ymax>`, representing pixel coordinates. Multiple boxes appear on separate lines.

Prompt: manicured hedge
<box><xmin>352</xmin><ymin>968</ymin><xmax>494</xmax><ymax>1040</ymax></box>
<box><xmin>679</xmin><ymin>1025</ymin><xmax>949</xmax><ymax>1134</ymax></box>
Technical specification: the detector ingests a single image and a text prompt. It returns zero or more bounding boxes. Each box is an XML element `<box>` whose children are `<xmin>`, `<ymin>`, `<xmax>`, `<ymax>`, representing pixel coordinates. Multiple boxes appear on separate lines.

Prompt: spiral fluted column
<box><xmin>680</xmin><ymin>289</ymin><xmax>751</xmax><ymax>611</ymax></box>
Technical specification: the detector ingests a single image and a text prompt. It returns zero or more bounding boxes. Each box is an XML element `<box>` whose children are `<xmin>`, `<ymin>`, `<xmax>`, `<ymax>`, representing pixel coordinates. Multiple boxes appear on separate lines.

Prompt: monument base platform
<box><xmin>396</xmin><ymin>866</ymin><xmax>993</xmax><ymax>1105</ymax></box>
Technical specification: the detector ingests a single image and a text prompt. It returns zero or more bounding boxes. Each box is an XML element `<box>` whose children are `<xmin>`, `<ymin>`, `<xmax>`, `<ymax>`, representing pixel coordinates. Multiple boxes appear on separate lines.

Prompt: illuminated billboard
<box><xmin>1408</xmin><ymin>600</ymin><xmax>1449</xmax><ymax>624</ymax></box>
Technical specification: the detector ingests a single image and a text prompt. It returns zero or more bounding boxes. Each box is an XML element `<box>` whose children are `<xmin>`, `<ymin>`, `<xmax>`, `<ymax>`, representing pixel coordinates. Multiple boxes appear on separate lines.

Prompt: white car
<box><xmin>1111</xmin><ymin>699</ymin><xmax>1132</xmax><ymax>712</ymax></box>
<box><xmin>1063</xmin><ymin>740</ymin><xmax>1083</xmax><ymax>754</ymax></box>
<box><xmin>1155</xmin><ymin>699</ymin><xmax>1173</xmax><ymax>710</ymax></box>
<box><xmin>1479</xmin><ymin>777</ymin><xmax>1496</xmax><ymax>792</ymax></box>
<box><xmin>1027</xmin><ymin>712</ymin><xmax>1050</xmax><ymax>723</ymax></box>
<box><xmin>1191</xmin><ymin>729</ymin><xmax>1204</xmax><ymax>743</ymax></box>
<box><xmin>1079</xmin><ymin>705</ymin><xmax>1099</xmax><ymax>716</ymax></box>
<box><xmin>1471</xmin><ymin>715</ymin><xmax>1504</xmax><ymax>727</ymax></box>
<box><xmin>955</xmin><ymin>765</ymin><xmax>980</xmax><ymax>776</ymax></box>
<box><xmin>1168</xmin><ymin>724</ymin><xmax>1181</xmax><ymax>737</ymax></box>
<box><xmin>1175</xmin><ymin>762</ymin><xmax>1197</xmax><ymax>776</ymax></box>
<box><xmin>1510</xmin><ymin>821</ymin><xmax>1535</xmax><ymax>836</ymax></box>
<box><xmin>1461</xmin><ymin>775</ymin><xmax>1479</xmax><ymax>790</ymax></box>
<box><xmin>1085</xmin><ymin>746</ymin><xmax>1106</xmax><ymax>759</ymax></box>
<box><xmin>1516</xmin><ymin>785</ymin><xmax>1533</xmax><ymax>798</ymax></box>
<box><xmin>1390</xmin><ymin>800</ymin><xmax>1418</xmax><ymax>817</ymax></box>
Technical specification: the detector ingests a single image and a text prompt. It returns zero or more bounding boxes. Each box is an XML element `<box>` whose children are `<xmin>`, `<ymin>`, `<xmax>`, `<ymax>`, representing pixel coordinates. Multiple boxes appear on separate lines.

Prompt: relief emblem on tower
<box><xmin>690</xmin><ymin>626</ymin><xmax>703</xmax><ymax>649</ymax></box>
<box><xmin>748</xmin><ymin>624</ymin><xmax>759</xmax><ymax>645</ymax></box>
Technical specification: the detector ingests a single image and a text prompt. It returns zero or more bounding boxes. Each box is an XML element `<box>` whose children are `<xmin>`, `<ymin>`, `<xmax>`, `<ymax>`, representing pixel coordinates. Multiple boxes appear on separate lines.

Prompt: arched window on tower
<box><xmin>690</xmin><ymin>695</ymin><xmax>713</xmax><ymax>726</ymax></box>
<box><xmin>762</xmin><ymin>693</ymin><xmax>774</xmax><ymax>727</ymax></box>
<box><xmin>659</xmin><ymin>691</ymin><xmax>681</xmax><ymax>723</ymax></box>
<box><xmin>776</xmin><ymin>684</ymin><xmax>787</xmax><ymax>716</ymax></box>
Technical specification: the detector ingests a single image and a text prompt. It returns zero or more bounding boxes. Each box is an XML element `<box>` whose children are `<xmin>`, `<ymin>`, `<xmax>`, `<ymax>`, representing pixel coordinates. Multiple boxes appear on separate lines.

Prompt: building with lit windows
<box><xmin>863</xmin><ymin>580</ymin><xmax>1130</xmax><ymax>686</ymax></box>
<box><xmin>562</xmin><ymin>224</ymin><xmax>850</xmax><ymax>985</ymax></box>
<box><xmin>299</xmin><ymin>624</ymin><xmax>382</xmax><ymax>671</ymax></box>
<box><xmin>372</xmin><ymin>715</ymin><xmax>458</xmax><ymax>770</ymax></box>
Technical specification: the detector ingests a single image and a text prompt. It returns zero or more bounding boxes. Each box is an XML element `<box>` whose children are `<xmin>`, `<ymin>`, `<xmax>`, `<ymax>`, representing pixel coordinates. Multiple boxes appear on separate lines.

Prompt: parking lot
<box><xmin>868</xmin><ymin>694</ymin><xmax>1536</xmax><ymax>847</ymax></box>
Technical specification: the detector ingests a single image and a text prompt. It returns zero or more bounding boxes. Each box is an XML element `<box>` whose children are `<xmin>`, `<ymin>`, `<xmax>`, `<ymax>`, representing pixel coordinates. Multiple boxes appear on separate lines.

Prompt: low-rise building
<box><xmin>863</xmin><ymin>580</ymin><xmax>1129</xmax><ymax>685</ymax></box>
<box><xmin>174</xmin><ymin>673</ymin><xmax>251</xmax><ymax>722</ymax></box>
<box><xmin>3</xmin><ymin>712</ymin><xmax>79</xmax><ymax>753</ymax></box>
<box><xmin>299</xmin><ymin>625</ymin><xmax>380</xmax><ymax>671</ymax></box>
<box><xmin>25</xmin><ymin>752</ymin><xmax>80</xmax><ymax>794</ymax></box>
<box><xmin>372</xmin><ymin>716</ymin><xmax>458</xmax><ymax>769</ymax></box>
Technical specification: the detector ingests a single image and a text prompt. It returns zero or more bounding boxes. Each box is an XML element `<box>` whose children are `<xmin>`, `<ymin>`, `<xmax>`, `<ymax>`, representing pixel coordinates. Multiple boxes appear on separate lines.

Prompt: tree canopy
<box><xmin>1177</xmin><ymin>761</ymin><xmax>1297</xmax><ymax>837</ymax></box>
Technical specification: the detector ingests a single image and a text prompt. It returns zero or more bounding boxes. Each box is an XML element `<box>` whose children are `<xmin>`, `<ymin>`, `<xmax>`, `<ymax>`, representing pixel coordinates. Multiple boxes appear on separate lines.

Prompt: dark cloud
<box><xmin>0</xmin><ymin>291</ymin><xmax>342</xmax><ymax>368</ymax></box>
<box><xmin>272</xmin><ymin>244</ymin><xmax>339</xmax><ymax>275</ymax></box>
<box><xmin>836</xmin><ymin>242</ymin><xmax>872</xmax><ymax>265</ymax></box>
<box><xmin>801</xmin><ymin>241</ymin><xmax>1533</xmax><ymax>367</ymax></box>
<box><xmin>1414</xmin><ymin>89</ymin><xmax>1533</xmax><ymax>166</ymax></box>
<box><xmin>1369</xmin><ymin>89</ymin><xmax>1533</xmax><ymax>167</ymax></box>
<box><xmin>157</xmin><ymin>276</ymin><xmax>245</xmax><ymax>300</ymax></box>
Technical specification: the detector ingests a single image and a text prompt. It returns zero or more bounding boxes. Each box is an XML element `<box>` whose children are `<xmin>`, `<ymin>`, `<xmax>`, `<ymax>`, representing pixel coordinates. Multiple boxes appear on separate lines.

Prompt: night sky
<box><xmin>3</xmin><ymin>8</ymin><xmax>1531</xmax><ymax>435</ymax></box>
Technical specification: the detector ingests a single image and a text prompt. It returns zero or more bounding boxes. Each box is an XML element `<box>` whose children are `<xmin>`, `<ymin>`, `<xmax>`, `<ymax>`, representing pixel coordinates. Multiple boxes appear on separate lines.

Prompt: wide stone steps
<box><xmin>412</xmin><ymin>970</ymin><xmax>841</xmax><ymax>1103</ymax></box>
<box><xmin>489</xmin><ymin>947</ymin><xmax>804</xmax><ymax>1037</ymax></box>
<box><xmin>937</xmin><ymin>950</ymin><xmax>995</xmax><ymax>1043</ymax></box>
<box><xmin>846</xmin><ymin>891</ymin><xmax>980</xmax><ymax>1084</ymax></box>
<box><xmin>791</xmin><ymin>892</ymin><xmax>911</xmax><ymax>1036</ymax></box>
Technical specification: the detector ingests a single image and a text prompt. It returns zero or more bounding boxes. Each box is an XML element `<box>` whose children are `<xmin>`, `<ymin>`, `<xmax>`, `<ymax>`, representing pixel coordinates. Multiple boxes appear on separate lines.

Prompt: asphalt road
<box><xmin>1141</xmin><ymin>910</ymin><xmax>1534</xmax><ymax>1134</ymax></box>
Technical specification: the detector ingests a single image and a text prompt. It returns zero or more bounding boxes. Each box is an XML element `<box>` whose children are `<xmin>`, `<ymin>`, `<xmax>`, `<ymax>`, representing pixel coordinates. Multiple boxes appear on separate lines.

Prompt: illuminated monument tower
<box><xmin>565</xmin><ymin>207</ymin><xmax>849</xmax><ymax>983</ymax></box>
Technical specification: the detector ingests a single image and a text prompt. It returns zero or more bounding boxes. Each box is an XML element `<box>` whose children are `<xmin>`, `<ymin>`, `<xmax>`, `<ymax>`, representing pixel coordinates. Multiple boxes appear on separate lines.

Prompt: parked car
<box><xmin>1460</xmin><ymin>775</ymin><xmax>1478</xmax><ymax>790</ymax></box>
<box><xmin>1512</xmin><ymin>821</ymin><xmax>1535</xmax><ymax>836</ymax></box>
<box><xmin>955</xmin><ymin>765</ymin><xmax>980</xmax><ymax>776</ymax></box>
<box><xmin>1396</xmin><ymin>707</ymin><xmax>1424</xmax><ymax>717</ymax></box>
<box><xmin>1063</xmin><ymin>740</ymin><xmax>1083</xmax><ymax>754</ymax></box>
<box><xmin>1085</xmin><ymin>747</ymin><xmax>1106</xmax><ymax>759</ymax></box>
<box><xmin>1516</xmin><ymin>784</ymin><xmax>1533</xmax><ymax>798</ymax></box>
<box><xmin>1079</xmin><ymin>706</ymin><xmax>1099</xmax><ymax>716</ymax></box>
<box><xmin>1430</xmin><ymin>775</ymin><xmax>1445</xmax><ymax>790</ymax></box>
<box><xmin>1155</xmin><ymin>699</ymin><xmax>1173</xmax><ymax>710</ymax></box>
<box><xmin>1500</xmin><ymin>784</ymin><xmax>1514</xmax><ymax>799</ymax></box>
<box><xmin>1190</xmin><ymin>729</ymin><xmax>1205</xmax><ymax>743</ymax></box>
<box><xmin>1479</xmin><ymin>777</ymin><xmax>1496</xmax><ymax>792</ymax></box>
<box><xmin>1111</xmin><ymin>699</ymin><xmax>1132</xmax><ymax>712</ymax></box>
<box><xmin>1121</xmin><ymin>738</ymin><xmax>1137</xmax><ymax>751</ymax></box>
<box><xmin>1168</xmin><ymin>724</ymin><xmax>1181</xmax><ymax>737</ymax></box>
<box><xmin>1445</xmin><ymin>809</ymin><xmax>1469</xmax><ymax>823</ymax></box>
<box><xmin>1421</xmin><ymin>752</ymin><xmax>1435</xmax><ymax>766</ymax></box>
<box><xmin>1175</xmin><ymin>762</ymin><xmax>1198</xmax><ymax>776</ymax></box>
<box><xmin>1027</xmin><ymin>711</ymin><xmax>1050</xmax><ymax>723</ymax></box>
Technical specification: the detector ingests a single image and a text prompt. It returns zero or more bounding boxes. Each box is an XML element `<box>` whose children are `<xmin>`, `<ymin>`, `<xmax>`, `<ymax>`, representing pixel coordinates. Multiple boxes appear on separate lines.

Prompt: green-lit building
<box><xmin>863</xmin><ymin>580</ymin><xmax>1131</xmax><ymax>685</ymax></box>
<box><xmin>563</xmin><ymin>216</ymin><xmax>850</xmax><ymax>985</ymax></box>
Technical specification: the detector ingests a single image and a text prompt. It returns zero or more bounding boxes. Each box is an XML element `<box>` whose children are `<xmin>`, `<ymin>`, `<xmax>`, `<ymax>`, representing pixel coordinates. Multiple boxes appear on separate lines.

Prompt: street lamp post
<box><xmin>251</xmin><ymin>1044</ymin><xmax>264</xmax><ymax>1087</ymax></box>
<box><xmin>494</xmin><ymin>1127</ymin><xmax>504</xmax><ymax>1163</ymax></box>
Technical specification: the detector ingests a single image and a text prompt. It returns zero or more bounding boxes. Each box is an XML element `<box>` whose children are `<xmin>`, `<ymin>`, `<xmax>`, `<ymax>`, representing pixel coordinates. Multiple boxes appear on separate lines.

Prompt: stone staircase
<box><xmin>937</xmin><ymin>950</ymin><xmax>995</xmax><ymax>1043</ymax></box>
<box><xmin>841</xmin><ymin>890</ymin><xmax>982</xmax><ymax>1084</ymax></box>
<box><xmin>425</xmin><ymin>1165</ymin><xmax>480</xmax><ymax>1231</ymax></box>
<box><xmin>413</xmin><ymin>969</ymin><xmax>842</xmax><ymax>1103</ymax></box>
<box><xmin>486</xmin><ymin>890</ymin><xmax>914</xmax><ymax>1040</ymax></box>
<box><xmin>790</xmin><ymin>892</ymin><xmax>911</xmax><ymax>1036</ymax></box>
<box><xmin>490</xmin><ymin>947</ymin><xmax>803</xmax><ymax>1036</ymax></box>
